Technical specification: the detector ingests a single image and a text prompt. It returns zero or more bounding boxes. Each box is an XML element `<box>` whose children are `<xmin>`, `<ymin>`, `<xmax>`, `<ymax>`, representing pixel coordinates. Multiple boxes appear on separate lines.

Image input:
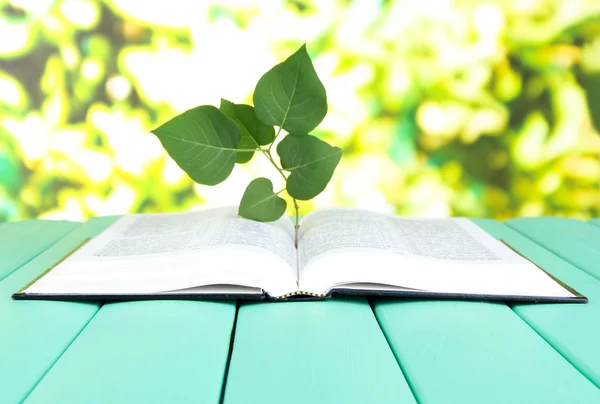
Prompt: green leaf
<box><xmin>581</xmin><ymin>72</ymin><xmax>600</xmax><ymax>133</ymax></box>
<box><xmin>151</xmin><ymin>105</ymin><xmax>240</xmax><ymax>186</ymax></box>
<box><xmin>238</xmin><ymin>178</ymin><xmax>287</xmax><ymax>222</ymax></box>
<box><xmin>219</xmin><ymin>99</ymin><xmax>275</xmax><ymax>163</ymax></box>
<box><xmin>277</xmin><ymin>135</ymin><xmax>342</xmax><ymax>200</ymax></box>
<box><xmin>253</xmin><ymin>44</ymin><xmax>327</xmax><ymax>134</ymax></box>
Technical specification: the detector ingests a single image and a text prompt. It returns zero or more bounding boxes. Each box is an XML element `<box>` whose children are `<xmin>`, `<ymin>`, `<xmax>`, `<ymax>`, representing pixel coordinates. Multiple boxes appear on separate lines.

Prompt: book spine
<box><xmin>272</xmin><ymin>291</ymin><xmax>328</xmax><ymax>300</ymax></box>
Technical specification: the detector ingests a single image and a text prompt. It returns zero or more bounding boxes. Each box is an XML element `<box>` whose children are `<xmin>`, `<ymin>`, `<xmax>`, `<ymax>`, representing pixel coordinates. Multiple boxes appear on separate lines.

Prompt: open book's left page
<box><xmin>20</xmin><ymin>206</ymin><xmax>299</xmax><ymax>299</ymax></box>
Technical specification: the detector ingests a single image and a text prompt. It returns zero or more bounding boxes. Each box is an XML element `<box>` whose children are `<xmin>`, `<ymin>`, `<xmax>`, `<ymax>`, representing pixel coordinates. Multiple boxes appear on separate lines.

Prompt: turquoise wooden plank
<box><xmin>505</xmin><ymin>217</ymin><xmax>600</xmax><ymax>282</ymax></box>
<box><xmin>494</xmin><ymin>218</ymin><xmax>600</xmax><ymax>386</ymax></box>
<box><xmin>590</xmin><ymin>219</ymin><xmax>600</xmax><ymax>225</ymax></box>
<box><xmin>24</xmin><ymin>300</ymin><xmax>236</xmax><ymax>404</ymax></box>
<box><xmin>0</xmin><ymin>217</ymin><xmax>118</xmax><ymax>404</ymax></box>
<box><xmin>0</xmin><ymin>220</ymin><xmax>77</xmax><ymax>282</ymax></box>
<box><xmin>375</xmin><ymin>300</ymin><xmax>599</xmax><ymax>403</ymax></box>
<box><xmin>224</xmin><ymin>298</ymin><xmax>416</xmax><ymax>404</ymax></box>
<box><xmin>373</xmin><ymin>219</ymin><xmax>600</xmax><ymax>404</ymax></box>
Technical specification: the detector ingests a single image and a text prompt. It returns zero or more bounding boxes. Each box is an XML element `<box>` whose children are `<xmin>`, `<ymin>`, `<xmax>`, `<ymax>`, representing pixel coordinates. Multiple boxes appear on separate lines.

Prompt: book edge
<box><xmin>498</xmin><ymin>239</ymin><xmax>587</xmax><ymax>301</ymax></box>
<box><xmin>13</xmin><ymin>238</ymin><xmax>91</xmax><ymax>297</ymax></box>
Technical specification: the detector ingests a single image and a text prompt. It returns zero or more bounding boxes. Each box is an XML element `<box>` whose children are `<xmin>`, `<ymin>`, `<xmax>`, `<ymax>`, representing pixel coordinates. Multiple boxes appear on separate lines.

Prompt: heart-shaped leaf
<box><xmin>239</xmin><ymin>178</ymin><xmax>287</xmax><ymax>222</ymax></box>
<box><xmin>220</xmin><ymin>99</ymin><xmax>275</xmax><ymax>164</ymax></box>
<box><xmin>253</xmin><ymin>44</ymin><xmax>327</xmax><ymax>134</ymax></box>
<box><xmin>152</xmin><ymin>105</ymin><xmax>240</xmax><ymax>185</ymax></box>
<box><xmin>277</xmin><ymin>135</ymin><xmax>342</xmax><ymax>200</ymax></box>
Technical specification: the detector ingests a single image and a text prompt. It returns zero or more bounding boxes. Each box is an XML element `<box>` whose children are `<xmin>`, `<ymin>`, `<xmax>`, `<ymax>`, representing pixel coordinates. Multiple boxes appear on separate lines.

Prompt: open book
<box><xmin>14</xmin><ymin>206</ymin><xmax>585</xmax><ymax>303</ymax></box>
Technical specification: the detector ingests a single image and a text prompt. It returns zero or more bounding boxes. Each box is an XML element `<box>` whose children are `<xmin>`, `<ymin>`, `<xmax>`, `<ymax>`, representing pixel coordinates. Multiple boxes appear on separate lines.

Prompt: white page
<box><xmin>297</xmin><ymin>208</ymin><xmax>575</xmax><ymax>298</ymax></box>
<box><xmin>298</xmin><ymin>207</ymin><xmax>521</xmax><ymax>269</ymax></box>
<box><xmin>24</xmin><ymin>206</ymin><xmax>299</xmax><ymax>297</ymax></box>
<box><xmin>72</xmin><ymin>206</ymin><xmax>296</xmax><ymax>267</ymax></box>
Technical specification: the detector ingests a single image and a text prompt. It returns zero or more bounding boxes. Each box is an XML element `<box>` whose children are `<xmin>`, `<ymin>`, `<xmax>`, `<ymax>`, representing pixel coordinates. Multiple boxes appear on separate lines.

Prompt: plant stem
<box><xmin>293</xmin><ymin>198</ymin><xmax>300</xmax><ymax>248</ymax></box>
<box><xmin>268</xmin><ymin>126</ymin><xmax>284</xmax><ymax>153</ymax></box>
<box><xmin>260</xmin><ymin>146</ymin><xmax>301</xmax><ymax>247</ymax></box>
<box><xmin>261</xmin><ymin>149</ymin><xmax>287</xmax><ymax>182</ymax></box>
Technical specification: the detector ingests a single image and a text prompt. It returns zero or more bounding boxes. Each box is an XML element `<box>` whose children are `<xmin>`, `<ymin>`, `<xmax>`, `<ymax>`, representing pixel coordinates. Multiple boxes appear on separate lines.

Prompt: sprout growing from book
<box><xmin>151</xmin><ymin>44</ymin><xmax>342</xmax><ymax>246</ymax></box>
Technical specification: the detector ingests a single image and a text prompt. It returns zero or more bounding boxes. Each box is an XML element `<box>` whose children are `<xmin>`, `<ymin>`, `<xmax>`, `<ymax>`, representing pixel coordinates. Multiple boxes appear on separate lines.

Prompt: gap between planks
<box><xmin>219</xmin><ymin>301</ymin><xmax>240</xmax><ymax>404</ymax></box>
<box><xmin>368</xmin><ymin>298</ymin><xmax>422</xmax><ymax>404</ymax></box>
<box><xmin>20</xmin><ymin>302</ymin><xmax>107</xmax><ymax>401</ymax></box>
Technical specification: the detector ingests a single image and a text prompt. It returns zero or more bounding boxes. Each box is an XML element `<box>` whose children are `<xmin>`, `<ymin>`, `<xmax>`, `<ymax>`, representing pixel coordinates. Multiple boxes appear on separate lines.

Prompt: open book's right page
<box><xmin>297</xmin><ymin>208</ymin><xmax>578</xmax><ymax>300</ymax></box>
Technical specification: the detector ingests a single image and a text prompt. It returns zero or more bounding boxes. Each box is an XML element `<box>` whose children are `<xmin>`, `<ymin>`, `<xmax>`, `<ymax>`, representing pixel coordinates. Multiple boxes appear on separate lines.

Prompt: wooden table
<box><xmin>1</xmin><ymin>217</ymin><xmax>599</xmax><ymax>403</ymax></box>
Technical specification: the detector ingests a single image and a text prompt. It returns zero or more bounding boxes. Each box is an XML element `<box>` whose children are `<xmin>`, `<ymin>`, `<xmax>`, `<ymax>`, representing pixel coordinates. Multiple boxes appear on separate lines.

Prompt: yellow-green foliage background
<box><xmin>1</xmin><ymin>0</ymin><xmax>600</xmax><ymax>222</ymax></box>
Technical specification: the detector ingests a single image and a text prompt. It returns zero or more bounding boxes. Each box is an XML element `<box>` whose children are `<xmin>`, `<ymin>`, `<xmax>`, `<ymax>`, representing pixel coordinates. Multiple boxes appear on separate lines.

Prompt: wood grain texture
<box><xmin>0</xmin><ymin>220</ymin><xmax>76</xmax><ymax>282</ymax></box>
<box><xmin>506</xmin><ymin>217</ymin><xmax>600</xmax><ymax>282</ymax></box>
<box><xmin>372</xmin><ymin>219</ymin><xmax>600</xmax><ymax>404</ymax></box>
<box><xmin>0</xmin><ymin>217</ymin><xmax>237</xmax><ymax>404</ymax></box>
<box><xmin>0</xmin><ymin>218</ymin><xmax>117</xmax><ymax>404</ymax></box>
<box><xmin>24</xmin><ymin>300</ymin><xmax>236</xmax><ymax>404</ymax></box>
<box><xmin>223</xmin><ymin>298</ymin><xmax>416</xmax><ymax>404</ymax></box>
<box><xmin>4</xmin><ymin>217</ymin><xmax>600</xmax><ymax>404</ymax></box>
<box><xmin>375</xmin><ymin>299</ymin><xmax>599</xmax><ymax>403</ymax></box>
<box><xmin>493</xmin><ymin>218</ymin><xmax>600</xmax><ymax>387</ymax></box>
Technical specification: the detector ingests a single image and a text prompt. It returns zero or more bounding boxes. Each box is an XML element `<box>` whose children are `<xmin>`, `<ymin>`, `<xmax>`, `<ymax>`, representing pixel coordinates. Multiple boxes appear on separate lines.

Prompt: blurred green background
<box><xmin>1</xmin><ymin>0</ymin><xmax>600</xmax><ymax>222</ymax></box>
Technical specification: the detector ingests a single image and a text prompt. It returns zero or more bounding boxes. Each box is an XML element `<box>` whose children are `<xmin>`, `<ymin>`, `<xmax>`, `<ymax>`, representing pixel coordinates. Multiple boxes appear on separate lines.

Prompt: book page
<box><xmin>25</xmin><ymin>206</ymin><xmax>299</xmax><ymax>298</ymax></box>
<box><xmin>298</xmin><ymin>207</ymin><xmax>517</xmax><ymax>270</ymax></box>
<box><xmin>72</xmin><ymin>206</ymin><xmax>296</xmax><ymax>268</ymax></box>
<box><xmin>297</xmin><ymin>208</ymin><xmax>574</xmax><ymax>298</ymax></box>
